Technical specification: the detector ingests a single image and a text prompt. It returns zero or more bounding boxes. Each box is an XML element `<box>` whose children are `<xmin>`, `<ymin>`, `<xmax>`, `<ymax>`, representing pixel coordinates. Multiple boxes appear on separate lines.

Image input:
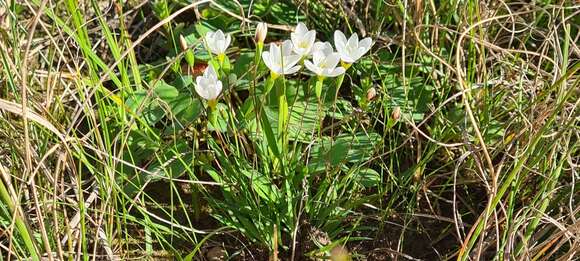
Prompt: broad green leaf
<box><xmin>354</xmin><ymin>168</ymin><xmax>381</xmax><ymax>188</ymax></box>
<box><xmin>261</xmin><ymin>101</ymin><xmax>322</xmax><ymax>143</ymax></box>
<box><xmin>125</xmin><ymin>90</ymin><xmax>165</xmax><ymax>125</ymax></box>
<box><xmin>382</xmin><ymin>74</ymin><xmax>433</xmax><ymax>122</ymax></box>
<box><xmin>152</xmin><ymin>80</ymin><xmax>179</xmax><ymax>100</ymax></box>
<box><xmin>168</xmin><ymin>96</ymin><xmax>202</xmax><ymax>126</ymax></box>
<box><xmin>309</xmin><ymin>132</ymin><xmax>382</xmax><ymax>172</ymax></box>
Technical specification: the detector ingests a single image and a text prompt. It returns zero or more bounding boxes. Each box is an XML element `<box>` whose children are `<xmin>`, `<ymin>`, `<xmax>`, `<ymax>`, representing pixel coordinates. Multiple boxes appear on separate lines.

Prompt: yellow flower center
<box><xmin>341</xmin><ymin>61</ymin><xmax>352</xmax><ymax>70</ymax></box>
<box><xmin>271</xmin><ymin>71</ymin><xmax>280</xmax><ymax>80</ymax></box>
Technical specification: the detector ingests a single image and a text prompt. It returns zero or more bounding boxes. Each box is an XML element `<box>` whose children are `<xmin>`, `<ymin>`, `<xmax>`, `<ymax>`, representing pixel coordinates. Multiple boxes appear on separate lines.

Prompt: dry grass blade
<box><xmin>0</xmin><ymin>98</ymin><xmax>65</xmax><ymax>141</ymax></box>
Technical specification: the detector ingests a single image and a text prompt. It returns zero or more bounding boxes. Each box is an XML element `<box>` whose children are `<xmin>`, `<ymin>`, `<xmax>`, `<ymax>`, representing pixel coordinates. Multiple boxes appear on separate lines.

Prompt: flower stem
<box><xmin>329</xmin><ymin>73</ymin><xmax>346</xmax><ymax>139</ymax></box>
<box><xmin>315</xmin><ymin>77</ymin><xmax>325</xmax><ymax>139</ymax></box>
<box><xmin>334</xmin><ymin>73</ymin><xmax>345</xmax><ymax>102</ymax></box>
<box><xmin>254</xmin><ymin>42</ymin><xmax>264</xmax><ymax>69</ymax></box>
<box><xmin>315</xmin><ymin>76</ymin><xmax>324</xmax><ymax>101</ymax></box>
<box><xmin>264</xmin><ymin>74</ymin><xmax>276</xmax><ymax>95</ymax></box>
<box><xmin>278</xmin><ymin>79</ymin><xmax>288</xmax><ymax>158</ymax></box>
<box><xmin>208</xmin><ymin>100</ymin><xmax>218</xmax><ymax>128</ymax></box>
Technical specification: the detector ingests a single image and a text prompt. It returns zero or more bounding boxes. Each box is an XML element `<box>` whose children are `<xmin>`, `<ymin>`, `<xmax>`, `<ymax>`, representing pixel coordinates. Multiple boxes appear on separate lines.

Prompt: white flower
<box><xmin>262</xmin><ymin>40</ymin><xmax>301</xmax><ymax>76</ymax></box>
<box><xmin>304</xmin><ymin>42</ymin><xmax>345</xmax><ymax>77</ymax></box>
<box><xmin>334</xmin><ymin>30</ymin><xmax>372</xmax><ymax>64</ymax></box>
<box><xmin>291</xmin><ymin>22</ymin><xmax>316</xmax><ymax>57</ymax></box>
<box><xmin>195</xmin><ymin>65</ymin><xmax>223</xmax><ymax>100</ymax></box>
<box><xmin>204</xmin><ymin>30</ymin><xmax>231</xmax><ymax>56</ymax></box>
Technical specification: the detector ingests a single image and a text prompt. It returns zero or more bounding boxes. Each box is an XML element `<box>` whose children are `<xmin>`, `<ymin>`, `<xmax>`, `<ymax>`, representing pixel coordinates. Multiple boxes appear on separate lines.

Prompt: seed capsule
<box><xmin>366</xmin><ymin>87</ymin><xmax>377</xmax><ymax>101</ymax></box>
<box><xmin>391</xmin><ymin>106</ymin><xmax>401</xmax><ymax>121</ymax></box>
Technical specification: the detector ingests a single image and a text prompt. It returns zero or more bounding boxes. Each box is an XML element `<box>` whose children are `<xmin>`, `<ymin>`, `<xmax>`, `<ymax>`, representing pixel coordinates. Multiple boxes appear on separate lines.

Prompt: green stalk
<box><xmin>208</xmin><ymin>100</ymin><xmax>218</xmax><ymax>128</ymax></box>
<box><xmin>0</xmin><ymin>178</ymin><xmax>39</xmax><ymax>260</ymax></box>
<box><xmin>264</xmin><ymin>74</ymin><xmax>277</xmax><ymax>96</ymax></box>
<box><xmin>315</xmin><ymin>76</ymin><xmax>325</xmax><ymax>101</ymax></box>
<box><xmin>278</xmin><ymin>78</ymin><xmax>288</xmax><ymax>159</ymax></box>
<box><xmin>254</xmin><ymin>42</ymin><xmax>264</xmax><ymax>71</ymax></box>
<box><xmin>315</xmin><ymin>76</ymin><xmax>325</xmax><ymax>138</ymax></box>
<box><xmin>263</xmin><ymin>74</ymin><xmax>277</xmax><ymax>105</ymax></box>
<box><xmin>334</xmin><ymin>73</ymin><xmax>346</xmax><ymax>102</ymax></box>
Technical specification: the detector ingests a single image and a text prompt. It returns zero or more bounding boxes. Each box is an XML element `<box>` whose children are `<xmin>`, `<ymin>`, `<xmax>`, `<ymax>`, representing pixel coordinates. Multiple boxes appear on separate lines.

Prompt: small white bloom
<box><xmin>334</xmin><ymin>30</ymin><xmax>372</xmax><ymax>64</ymax></box>
<box><xmin>304</xmin><ymin>42</ymin><xmax>345</xmax><ymax>77</ymax></box>
<box><xmin>204</xmin><ymin>30</ymin><xmax>231</xmax><ymax>56</ymax></box>
<box><xmin>195</xmin><ymin>65</ymin><xmax>223</xmax><ymax>100</ymax></box>
<box><xmin>262</xmin><ymin>40</ymin><xmax>301</xmax><ymax>76</ymax></box>
<box><xmin>291</xmin><ymin>22</ymin><xmax>316</xmax><ymax>57</ymax></box>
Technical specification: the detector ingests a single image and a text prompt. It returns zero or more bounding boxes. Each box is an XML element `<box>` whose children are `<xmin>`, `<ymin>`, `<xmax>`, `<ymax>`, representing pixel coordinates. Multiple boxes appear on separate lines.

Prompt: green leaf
<box><xmin>354</xmin><ymin>168</ymin><xmax>381</xmax><ymax>188</ymax></box>
<box><xmin>172</xmin><ymin>75</ymin><xmax>193</xmax><ymax>91</ymax></box>
<box><xmin>152</xmin><ymin>80</ymin><xmax>179</xmax><ymax>100</ymax></box>
<box><xmin>242</xmin><ymin>170</ymin><xmax>280</xmax><ymax>202</ymax></box>
<box><xmin>262</xmin><ymin>100</ymin><xmax>322</xmax><ymax>143</ymax></box>
<box><xmin>207</xmin><ymin>103</ymin><xmax>229</xmax><ymax>132</ymax></box>
<box><xmin>125</xmin><ymin>90</ymin><xmax>165</xmax><ymax>125</ymax></box>
<box><xmin>123</xmin><ymin>141</ymin><xmax>193</xmax><ymax>197</ymax></box>
<box><xmin>309</xmin><ymin>132</ymin><xmax>382</xmax><ymax>172</ymax></box>
<box><xmin>168</xmin><ymin>96</ymin><xmax>202</xmax><ymax>126</ymax></box>
<box><xmin>232</xmin><ymin>52</ymin><xmax>256</xmax><ymax>90</ymax></box>
<box><xmin>382</xmin><ymin>74</ymin><xmax>433</xmax><ymax>122</ymax></box>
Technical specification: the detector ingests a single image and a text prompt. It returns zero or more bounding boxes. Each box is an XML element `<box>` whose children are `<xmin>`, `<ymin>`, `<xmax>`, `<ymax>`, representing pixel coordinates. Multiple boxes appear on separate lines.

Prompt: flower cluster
<box><xmin>262</xmin><ymin>22</ymin><xmax>373</xmax><ymax>78</ymax></box>
<box><xmin>191</xmin><ymin>23</ymin><xmax>373</xmax><ymax>105</ymax></box>
<box><xmin>192</xmin><ymin>29</ymin><xmax>231</xmax><ymax>105</ymax></box>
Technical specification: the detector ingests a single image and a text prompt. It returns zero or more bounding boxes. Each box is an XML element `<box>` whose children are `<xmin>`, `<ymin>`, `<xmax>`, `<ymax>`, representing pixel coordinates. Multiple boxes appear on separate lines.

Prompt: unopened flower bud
<box><xmin>391</xmin><ymin>106</ymin><xmax>401</xmax><ymax>121</ymax></box>
<box><xmin>255</xmin><ymin>22</ymin><xmax>268</xmax><ymax>44</ymax></box>
<box><xmin>179</xmin><ymin>35</ymin><xmax>188</xmax><ymax>51</ymax></box>
<box><xmin>179</xmin><ymin>34</ymin><xmax>195</xmax><ymax>66</ymax></box>
<box><xmin>366</xmin><ymin>87</ymin><xmax>377</xmax><ymax>101</ymax></box>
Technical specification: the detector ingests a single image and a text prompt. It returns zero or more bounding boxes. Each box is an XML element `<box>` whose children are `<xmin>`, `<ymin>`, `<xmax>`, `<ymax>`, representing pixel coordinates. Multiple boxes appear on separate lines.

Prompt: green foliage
<box><xmin>0</xmin><ymin>0</ymin><xmax>577</xmax><ymax>260</ymax></box>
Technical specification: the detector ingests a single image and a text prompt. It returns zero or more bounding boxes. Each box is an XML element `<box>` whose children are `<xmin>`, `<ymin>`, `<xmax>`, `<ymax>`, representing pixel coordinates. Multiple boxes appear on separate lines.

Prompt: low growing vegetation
<box><xmin>0</xmin><ymin>0</ymin><xmax>578</xmax><ymax>260</ymax></box>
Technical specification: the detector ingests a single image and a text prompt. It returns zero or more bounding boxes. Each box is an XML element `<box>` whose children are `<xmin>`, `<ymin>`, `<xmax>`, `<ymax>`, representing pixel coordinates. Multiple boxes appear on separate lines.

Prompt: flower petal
<box><xmin>347</xmin><ymin>33</ymin><xmax>359</xmax><ymax>48</ymax></box>
<box><xmin>214</xmin><ymin>39</ymin><xmax>225</xmax><ymax>54</ymax></box>
<box><xmin>322</xmin><ymin>42</ymin><xmax>334</xmax><ymax>55</ymax></box>
<box><xmin>291</xmin><ymin>32</ymin><xmax>300</xmax><ymax>48</ymax></box>
<box><xmin>304</xmin><ymin>60</ymin><xmax>320</xmax><ymax>75</ymax></box>
<box><xmin>283</xmin><ymin>54</ymin><xmax>301</xmax><ymax>68</ymax></box>
<box><xmin>334</xmin><ymin>30</ymin><xmax>348</xmax><ymax>59</ymax></box>
<box><xmin>327</xmin><ymin>67</ymin><xmax>345</xmax><ymax>77</ymax></box>
<box><xmin>305</xmin><ymin>31</ymin><xmax>316</xmax><ymax>45</ymax></box>
<box><xmin>359</xmin><ymin>37</ymin><xmax>372</xmax><ymax>51</ymax></box>
<box><xmin>195</xmin><ymin>77</ymin><xmax>210</xmax><ymax>100</ymax></box>
<box><xmin>205</xmin><ymin>31</ymin><xmax>214</xmax><ymax>42</ymax></box>
<box><xmin>313</xmin><ymin>41</ymin><xmax>331</xmax><ymax>54</ymax></box>
<box><xmin>212</xmin><ymin>81</ymin><xmax>223</xmax><ymax>100</ymax></box>
<box><xmin>284</xmin><ymin>65</ymin><xmax>301</xmax><ymax>75</ymax></box>
<box><xmin>340</xmin><ymin>55</ymin><xmax>356</xmax><ymax>64</ymax></box>
<box><xmin>215</xmin><ymin>30</ymin><xmax>225</xmax><ymax>40</ymax></box>
<box><xmin>262</xmin><ymin>51</ymin><xmax>274</xmax><ymax>71</ymax></box>
<box><xmin>312</xmin><ymin>51</ymin><xmax>325</xmax><ymax>65</ymax></box>
<box><xmin>334</xmin><ymin>30</ymin><xmax>347</xmax><ymax>47</ymax></box>
<box><xmin>295</xmin><ymin>22</ymin><xmax>308</xmax><ymax>35</ymax></box>
<box><xmin>205</xmin><ymin>65</ymin><xmax>218</xmax><ymax>79</ymax></box>
<box><xmin>325</xmin><ymin>53</ymin><xmax>341</xmax><ymax>68</ymax></box>
<box><xmin>281</xmin><ymin>40</ymin><xmax>294</xmax><ymax>56</ymax></box>
<box><xmin>224</xmin><ymin>33</ymin><xmax>232</xmax><ymax>51</ymax></box>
